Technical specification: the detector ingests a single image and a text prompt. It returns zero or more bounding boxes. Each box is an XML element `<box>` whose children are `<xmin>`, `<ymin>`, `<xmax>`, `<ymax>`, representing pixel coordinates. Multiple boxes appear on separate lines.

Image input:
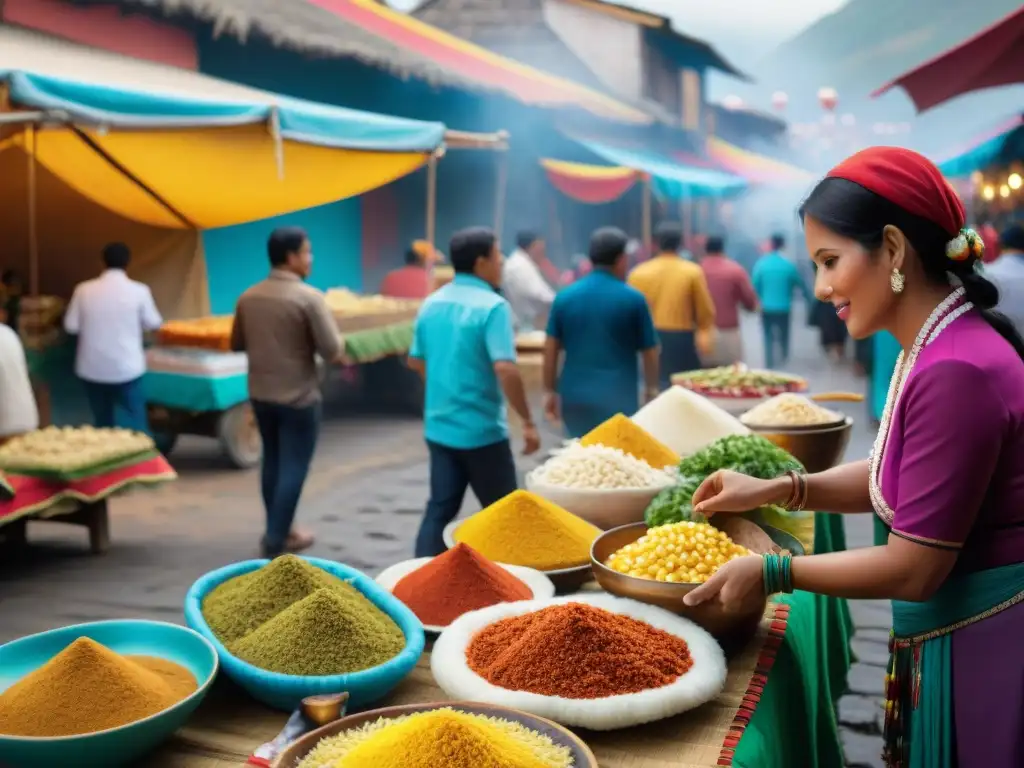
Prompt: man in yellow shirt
<box><xmin>628</xmin><ymin>222</ymin><xmax>716</xmax><ymax>388</ymax></box>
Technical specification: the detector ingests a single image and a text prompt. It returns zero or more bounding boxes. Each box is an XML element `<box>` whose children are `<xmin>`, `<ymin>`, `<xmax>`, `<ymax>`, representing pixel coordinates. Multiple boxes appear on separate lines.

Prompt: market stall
<box><xmin>145</xmin><ymin>292</ymin><xmax>423</xmax><ymax>466</ymax></box>
<box><xmin>0</xmin><ymin>30</ymin><xmax>503</xmax><ymax>439</ymax></box>
<box><xmin>0</xmin><ymin>427</ymin><xmax>177</xmax><ymax>553</ymax></box>
<box><xmin>0</xmin><ymin>393</ymin><xmax>853</xmax><ymax>768</ymax></box>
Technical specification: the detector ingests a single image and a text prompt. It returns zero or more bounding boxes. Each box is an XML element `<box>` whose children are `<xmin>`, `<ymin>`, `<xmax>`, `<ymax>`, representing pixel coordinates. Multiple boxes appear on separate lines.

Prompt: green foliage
<box><xmin>643</xmin><ymin>435</ymin><xmax>804</xmax><ymax>528</ymax></box>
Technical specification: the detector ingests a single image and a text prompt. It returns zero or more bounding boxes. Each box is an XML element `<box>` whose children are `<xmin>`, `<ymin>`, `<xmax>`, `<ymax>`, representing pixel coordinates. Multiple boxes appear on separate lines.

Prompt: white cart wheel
<box><xmin>219</xmin><ymin>403</ymin><xmax>262</xmax><ymax>469</ymax></box>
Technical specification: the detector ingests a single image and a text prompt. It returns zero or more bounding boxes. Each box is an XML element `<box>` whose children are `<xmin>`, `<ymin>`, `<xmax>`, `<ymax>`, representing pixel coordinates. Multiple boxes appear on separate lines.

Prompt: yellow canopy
<box><xmin>0</xmin><ymin>27</ymin><xmax>446</xmax><ymax>230</ymax></box>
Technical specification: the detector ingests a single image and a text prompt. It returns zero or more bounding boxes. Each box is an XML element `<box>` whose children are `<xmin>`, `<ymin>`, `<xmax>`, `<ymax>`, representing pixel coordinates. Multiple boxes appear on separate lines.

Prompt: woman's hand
<box><xmin>683</xmin><ymin>555</ymin><xmax>765</xmax><ymax>611</ymax></box>
<box><xmin>691</xmin><ymin>470</ymin><xmax>789</xmax><ymax>517</ymax></box>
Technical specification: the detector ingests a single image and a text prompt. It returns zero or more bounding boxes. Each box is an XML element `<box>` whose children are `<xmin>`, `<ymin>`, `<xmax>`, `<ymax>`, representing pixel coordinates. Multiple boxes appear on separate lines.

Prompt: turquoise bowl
<box><xmin>184</xmin><ymin>556</ymin><xmax>425</xmax><ymax>711</ymax></box>
<box><xmin>0</xmin><ymin>620</ymin><xmax>218</xmax><ymax>768</ymax></box>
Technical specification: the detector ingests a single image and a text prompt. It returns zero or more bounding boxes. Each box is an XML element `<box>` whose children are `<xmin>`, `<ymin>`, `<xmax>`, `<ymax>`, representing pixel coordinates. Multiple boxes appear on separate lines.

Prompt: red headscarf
<box><xmin>827</xmin><ymin>147</ymin><xmax>965</xmax><ymax>238</ymax></box>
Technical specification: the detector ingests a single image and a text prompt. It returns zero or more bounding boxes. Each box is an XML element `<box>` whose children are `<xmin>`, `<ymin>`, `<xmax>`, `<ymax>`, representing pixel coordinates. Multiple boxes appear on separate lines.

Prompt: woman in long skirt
<box><xmin>685</xmin><ymin>147</ymin><xmax>1024</xmax><ymax>767</ymax></box>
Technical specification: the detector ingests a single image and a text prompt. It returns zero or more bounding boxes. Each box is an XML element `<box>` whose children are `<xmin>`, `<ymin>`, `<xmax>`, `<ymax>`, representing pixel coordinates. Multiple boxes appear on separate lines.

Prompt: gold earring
<box><xmin>890</xmin><ymin>268</ymin><xmax>906</xmax><ymax>295</ymax></box>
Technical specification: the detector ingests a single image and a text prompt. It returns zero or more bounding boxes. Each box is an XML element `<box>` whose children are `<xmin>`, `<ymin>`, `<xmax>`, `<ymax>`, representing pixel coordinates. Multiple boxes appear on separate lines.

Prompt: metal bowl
<box><xmin>590</xmin><ymin>518</ymin><xmax>804</xmax><ymax>652</ymax></box>
<box><xmin>272</xmin><ymin>701</ymin><xmax>598</xmax><ymax>768</ymax></box>
<box><xmin>746</xmin><ymin>417</ymin><xmax>853</xmax><ymax>474</ymax></box>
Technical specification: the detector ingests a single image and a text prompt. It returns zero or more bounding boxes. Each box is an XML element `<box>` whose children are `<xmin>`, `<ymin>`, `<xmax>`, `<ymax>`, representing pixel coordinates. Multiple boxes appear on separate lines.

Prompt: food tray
<box><xmin>0</xmin><ymin>449</ymin><xmax>159</xmax><ymax>482</ymax></box>
<box><xmin>183</xmin><ymin>557</ymin><xmax>425</xmax><ymax>711</ymax></box>
<box><xmin>334</xmin><ymin>308</ymin><xmax>419</xmax><ymax>334</ymax></box>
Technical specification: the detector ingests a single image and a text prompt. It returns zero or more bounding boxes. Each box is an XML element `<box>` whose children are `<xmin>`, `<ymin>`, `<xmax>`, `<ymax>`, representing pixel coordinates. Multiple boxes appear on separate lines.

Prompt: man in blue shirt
<box><xmin>408</xmin><ymin>227</ymin><xmax>540</xmax><ymax>557</ymax></box>
<box><xmin>752</xmin><ymin>233</ymin><xmax>812</xmax><ymax>369</ymax></box>
<box><xmin>542</xmin><ymin>227</ymin><xmax>659</xmax><ymax>438</ymax></box>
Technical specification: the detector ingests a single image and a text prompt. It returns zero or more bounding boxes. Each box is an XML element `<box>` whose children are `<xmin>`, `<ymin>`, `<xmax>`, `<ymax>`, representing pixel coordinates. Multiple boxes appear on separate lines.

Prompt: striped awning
<box><xmin>306</xmin><ymin>0</ymin><xmax>650</xmax><ymax>124</ymax></box>
<box><xmin>541</xmin><ymin>159</ymin><xmax>642</xmax><ymax>204</ymax></box>
<box><xmin>706</xmin><ymin>138</ymin><xmax>814</xmax><ymax>186</ymax></box>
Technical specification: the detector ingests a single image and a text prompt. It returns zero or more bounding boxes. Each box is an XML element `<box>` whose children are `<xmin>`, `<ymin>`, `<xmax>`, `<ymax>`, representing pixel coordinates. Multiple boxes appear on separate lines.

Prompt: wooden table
<box><xmin>147</xmin><ymin>603</ymin><xmax>779</xmax><ymax>768</ymax></box>
<box><xmin>0</xmin><ymin>499</ymin><xmax>109</xmax><ymax>554</ymax></box>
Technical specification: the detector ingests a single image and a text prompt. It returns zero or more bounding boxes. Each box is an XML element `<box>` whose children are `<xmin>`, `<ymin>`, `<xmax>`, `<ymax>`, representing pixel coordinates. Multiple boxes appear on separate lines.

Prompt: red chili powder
<box><xmin>393</xmin><ymin>543</ymin><xmax>533</xmax><ymax>626</ymax></box>
<box><xmin>465</xmin><ymin>602</ymin><xmax>693</xmax><ymax>699</ymax></box>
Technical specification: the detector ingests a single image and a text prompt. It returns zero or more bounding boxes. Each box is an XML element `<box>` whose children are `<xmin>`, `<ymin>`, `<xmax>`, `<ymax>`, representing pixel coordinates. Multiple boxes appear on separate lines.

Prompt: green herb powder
<box><xmin>201</xmin><ymin>556</ymin><xmax>405</xmax><ymax>675</ymax></box>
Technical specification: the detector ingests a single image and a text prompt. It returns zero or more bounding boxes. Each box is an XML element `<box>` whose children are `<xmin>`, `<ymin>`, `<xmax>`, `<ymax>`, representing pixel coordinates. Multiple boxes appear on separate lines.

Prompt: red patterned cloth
<box><xmin>0</xmin><ymin>455</ymin><xmax>177</xmax><ymax>527</ymax></box>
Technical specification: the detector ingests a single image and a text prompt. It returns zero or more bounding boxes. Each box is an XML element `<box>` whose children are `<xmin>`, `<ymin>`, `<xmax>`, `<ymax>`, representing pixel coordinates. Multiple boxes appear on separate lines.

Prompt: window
<box><xmin>681</xmin><ymin>68</ymin><xmax>702</xmax><ymax>131</ymax></box>
<box><xmin>641</xmin><ymin>41</ymin><xmax>680</xmax><ymax>117</ymax></box>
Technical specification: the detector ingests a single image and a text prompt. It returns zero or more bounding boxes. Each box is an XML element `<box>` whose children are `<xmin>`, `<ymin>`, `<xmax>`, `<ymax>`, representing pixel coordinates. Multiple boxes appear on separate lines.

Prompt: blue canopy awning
<box><xmin>2</xmin><ymin>69</ymin><xmax>447</xmax><ymax>153</ymax></box>
<box><xmin>937</xmin><ymin>114</ymin><xmax>1024</xmax><ymax>178</ymax></box>
<box><xmin>571</xmin><ymin>136</ymin><xmax>747</xmax><ymax>199</ymax></box>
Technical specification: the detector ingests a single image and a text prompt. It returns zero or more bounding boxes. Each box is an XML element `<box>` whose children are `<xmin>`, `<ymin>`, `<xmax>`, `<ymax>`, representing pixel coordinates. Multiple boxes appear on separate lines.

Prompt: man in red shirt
<box><xmin>380</xmin><ymin>241</ymin><xmax>437</xmax><ymax>299</ymax></box>
<box><xmin>699</xmin><ymin>235</ymin><xmax>758</xmax><ymax>366</ymax></box>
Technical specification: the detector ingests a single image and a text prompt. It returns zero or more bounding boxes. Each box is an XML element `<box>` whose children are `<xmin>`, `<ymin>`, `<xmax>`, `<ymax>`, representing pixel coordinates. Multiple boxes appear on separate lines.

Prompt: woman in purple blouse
<box><xmin>684</xmin><ymin>147</ymin><xmax>1024</xmax><ymax>768</ymax></box>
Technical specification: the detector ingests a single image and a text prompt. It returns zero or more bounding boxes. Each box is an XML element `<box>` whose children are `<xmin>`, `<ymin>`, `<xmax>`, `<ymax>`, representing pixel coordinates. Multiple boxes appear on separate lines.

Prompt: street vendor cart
<box><xmin>148</xmin><ymin>300</ymin><xmax>423</xmax><ymax>468</ymax></box>
<box><xmin>144</xmin><ymin>347</ymin><xmax>257</xmax><ymax>468</ymax></box>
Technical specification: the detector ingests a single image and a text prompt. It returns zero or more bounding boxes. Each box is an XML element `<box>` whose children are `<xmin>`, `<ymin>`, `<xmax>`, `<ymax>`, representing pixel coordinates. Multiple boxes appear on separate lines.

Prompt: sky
<box><xmin>387</xmin><ymin>0</ymin><xmax>850</xmax><ymax>71</ymax></box>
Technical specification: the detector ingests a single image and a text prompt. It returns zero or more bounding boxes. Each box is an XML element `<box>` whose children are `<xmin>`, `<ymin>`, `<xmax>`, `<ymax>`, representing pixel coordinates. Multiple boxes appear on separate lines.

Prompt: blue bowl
<box><xmin>0</xmin><ymin>620</ymin><xmax>218</xmax><ymax>768</ymax></box>
<box><xmin>184</xmin><ymin>556</ymin><xmax>425</xmax><ymax>711</ymax></box>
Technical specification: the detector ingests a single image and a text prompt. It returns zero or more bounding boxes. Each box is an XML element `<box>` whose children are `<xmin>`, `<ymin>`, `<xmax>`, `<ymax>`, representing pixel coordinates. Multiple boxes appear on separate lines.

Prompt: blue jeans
<box><xmin>82</xmin><ymin>376</ymin><xmax>149</xmax><ymax>433</ymax></box>
<box><xmin>416</xmin><ymin>439</ymin><xmax>518</xmax><ymax>557</ymax></box>
<box><xmin>762</xmin><ymin>312</ymin><xmax>791</xmax><ymax>370</ymax></box>
<box><xmin>251</xmin><ymin>400</ymin><xmax>320</xmax><ymax>556</ymax></box>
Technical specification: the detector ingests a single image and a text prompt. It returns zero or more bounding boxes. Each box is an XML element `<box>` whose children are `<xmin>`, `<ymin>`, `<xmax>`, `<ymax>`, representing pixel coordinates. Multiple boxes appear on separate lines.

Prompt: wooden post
<box><xmin>493</xmin><ymin>151</ymin><xmax>508</xmax><ymax>244</ymax></box>
<box><xmin>27</xmin><ymin>124</ymin><xmax>39</xmax><ymax>296</ymax></box>
<box><xmin>425</xmin><ymin>153</ymin><xmax>438</xmax><ymax>250</ymax></box>
<box><xmin>641</xmin><ymin>174</ymin><xmax>652</xmax><ymax>250</ymax></box>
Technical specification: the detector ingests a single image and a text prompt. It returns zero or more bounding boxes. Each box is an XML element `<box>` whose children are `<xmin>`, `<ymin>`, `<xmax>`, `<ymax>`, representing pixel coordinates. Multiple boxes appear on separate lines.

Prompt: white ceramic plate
<box><xmin>376</xmin><ymin>558</ymin><xmax>556</xmax><ymax>633</ymax></box>
<box><xmin>431</xmin><ymin>593</ymin><xmax>727</xmax><ymax>730</ymax></box>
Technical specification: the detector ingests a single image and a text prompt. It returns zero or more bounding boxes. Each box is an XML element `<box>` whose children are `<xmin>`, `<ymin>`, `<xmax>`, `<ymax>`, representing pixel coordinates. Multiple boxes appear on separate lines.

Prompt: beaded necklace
<box><xmin>869</xmin><ymin>287</ymin><xmax>973</xmax><ymax>524</ymax></box>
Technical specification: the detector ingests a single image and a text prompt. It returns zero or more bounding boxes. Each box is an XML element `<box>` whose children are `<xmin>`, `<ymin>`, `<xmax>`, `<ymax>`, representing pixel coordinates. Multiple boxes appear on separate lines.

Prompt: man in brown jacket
<box><xmin>231</xmin><ymin>227</ymin><xmax>345</xmax><ymax>557</ymax></box>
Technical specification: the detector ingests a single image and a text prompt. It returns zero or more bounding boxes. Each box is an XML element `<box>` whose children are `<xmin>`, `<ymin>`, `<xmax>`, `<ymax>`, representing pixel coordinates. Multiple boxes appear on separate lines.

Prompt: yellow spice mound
<box><xmin>581</xmin><ymin>413</ymin><xmax>679</xmax><ymax>468</ymax></box>
<box><xmin>0</xmin><ymin>638</ymin><xmax>196</xmax><ymax>737</ymax></box>
<box><xmin>454</xmin><ymin>490</ymin><xmax>600</xmax><ymax>571</ymax></box>
<box><xmin>298</xmin><ymin>708</ymin><xmax>571</xmax><ymax>768</ymax></box>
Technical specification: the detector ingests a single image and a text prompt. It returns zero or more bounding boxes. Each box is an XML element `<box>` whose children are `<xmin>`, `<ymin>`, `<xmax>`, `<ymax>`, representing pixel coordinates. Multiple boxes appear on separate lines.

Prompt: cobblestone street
<box><xmin>0</xmin><ymin>305</ymin><xmax>887</xmax><ymax>767</ymax></box>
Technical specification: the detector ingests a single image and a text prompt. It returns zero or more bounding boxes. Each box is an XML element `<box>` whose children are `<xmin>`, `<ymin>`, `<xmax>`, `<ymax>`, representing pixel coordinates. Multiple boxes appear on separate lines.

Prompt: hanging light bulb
<box><xmin>970</xmin><ymin>171</ymin><xmax>983</xmax><ymax>185</ymax></box>
<box><xmin>1000</xmin><ymin>184</ymin><xmax>1011</xmax><ymax>198</ymax></box>
<box><xmin>1009</xmin><ymin>173</ymin><xmax>1022</xmax><ymax>190</ymax></box>
<box><xmin>983</xmin><ymin>185</ymin><xmax>996</xmax><ymax>200</ymax></box>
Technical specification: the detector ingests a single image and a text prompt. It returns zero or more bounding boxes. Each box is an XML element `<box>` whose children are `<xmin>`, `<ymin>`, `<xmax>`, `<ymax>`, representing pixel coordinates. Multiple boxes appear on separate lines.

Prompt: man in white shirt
<box><xmin>985</xmin><ymin>224</ymin><xmax>1024</xmax><ymax>335</ymax></box>
<box><xmin>502</xmin><ymin>230</ymin><xmax>555</xmax><ymax>331</ymax></box>
<box><xmin>0</xmin><ymin>306</ymin><xmax>38</xmax><ymax>439</ymax></box>
<box><xmin>64</xmin><ymin>242</ymin><xmax>163</xmax><ymax>432</ymax></box>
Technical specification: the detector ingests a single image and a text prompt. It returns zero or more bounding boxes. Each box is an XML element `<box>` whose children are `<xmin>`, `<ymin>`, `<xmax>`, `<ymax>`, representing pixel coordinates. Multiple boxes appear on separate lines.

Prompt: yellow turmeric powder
<box><xmin>0</xmin><ymin>637</ymin><xmax>197</xmax><ymax>737</ymax></box>
<box><xmin>581</xmin><ymin>413</ymin><xmax>679</xmax><ymax>468</ymax></box>
<box><xmin>454</xmin><ymin>490</ymin><xmax>599</xmax><ymax>570</ymax></box>
<box><xmin>297</xmin><ymin>708</ymin><xmax>573</xmax><ymax>768</ymax></box>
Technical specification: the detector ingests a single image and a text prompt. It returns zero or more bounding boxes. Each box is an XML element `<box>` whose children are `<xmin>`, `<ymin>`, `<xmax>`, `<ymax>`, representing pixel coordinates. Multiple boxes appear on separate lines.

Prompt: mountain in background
<box><xmin>738</xmin><ymin>0</ymin><xmax>1024</xmax><ymax>156</ymax></box>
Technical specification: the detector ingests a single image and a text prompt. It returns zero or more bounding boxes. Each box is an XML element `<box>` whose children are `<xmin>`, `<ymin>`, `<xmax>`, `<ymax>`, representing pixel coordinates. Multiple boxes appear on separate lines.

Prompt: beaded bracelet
<box><xmin>761</xmin><ymin>553</ymin><xmax>794</xmax><ymax>595</ymax></box>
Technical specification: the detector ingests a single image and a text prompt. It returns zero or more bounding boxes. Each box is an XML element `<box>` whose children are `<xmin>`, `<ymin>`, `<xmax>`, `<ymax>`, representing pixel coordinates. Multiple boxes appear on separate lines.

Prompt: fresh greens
<box><xmin>677</xmin><ymin>434</ymin><xmax>804</xmax><ymax>480</ymax></box>
<box><xmin>643</xmin><ymin>435</ymin><xmax>804</xmax><ymax>528</ymax></box>
<box><xmin>644</xmin><ymin>476</ymin><xmax>704</xmax><ymax>528</ymax></box>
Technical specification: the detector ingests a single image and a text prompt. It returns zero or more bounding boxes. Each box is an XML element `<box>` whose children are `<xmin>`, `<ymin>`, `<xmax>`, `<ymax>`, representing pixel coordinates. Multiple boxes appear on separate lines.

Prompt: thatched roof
<box><xmin>81</xmin><ymin>0</ymin><xmax>650</xmax><ymax>122</ymax></box>
<box><xmin>86</xmin><ymin>0</ymin><xmax>495</xmax><ymax>88</ymax></box>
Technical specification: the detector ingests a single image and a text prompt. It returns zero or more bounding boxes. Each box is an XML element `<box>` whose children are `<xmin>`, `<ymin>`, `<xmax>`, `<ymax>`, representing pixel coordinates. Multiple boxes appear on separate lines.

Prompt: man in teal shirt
<box><xmin>542</xmin><ymin>227</ymin><xmax>659</xmax><ymax>437</ymax></box>
<box><xmin>408</xmin><ymin>227</ymin><xmax>540</xmax><ymax>557</ymax></box>
<box><xmin>752</xmin><ymin>233</ymin><xmax>812</xmax><ymax>369</ymax></box>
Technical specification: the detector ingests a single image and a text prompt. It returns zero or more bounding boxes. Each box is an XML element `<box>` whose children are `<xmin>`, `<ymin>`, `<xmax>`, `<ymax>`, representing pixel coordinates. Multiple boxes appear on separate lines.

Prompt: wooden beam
<box><xmin>444</xmin><ymin>129</ymin><xmax>510</xmax><ymax>151</ymax></box>
<box><xmin>562</xmin><ymin>0</ymin><xmax>661</xmax><ymax>28</ymax></box>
